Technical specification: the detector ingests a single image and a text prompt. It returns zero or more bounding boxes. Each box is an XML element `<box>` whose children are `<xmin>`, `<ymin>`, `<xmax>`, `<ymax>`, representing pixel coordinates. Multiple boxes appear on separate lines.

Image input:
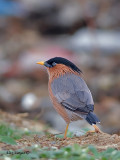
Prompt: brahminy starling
<box><xmin>37</xmin><ymin>57</ymin><xmax>102</xmax><ymax>138</ymax></box>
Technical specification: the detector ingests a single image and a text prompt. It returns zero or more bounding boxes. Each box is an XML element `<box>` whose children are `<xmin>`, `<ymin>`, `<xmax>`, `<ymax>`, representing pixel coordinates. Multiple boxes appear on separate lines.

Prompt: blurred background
<box><xmin>0</xmin><ymin>0</ymin><xmax>120</xmax><ymax>135</ymax></box>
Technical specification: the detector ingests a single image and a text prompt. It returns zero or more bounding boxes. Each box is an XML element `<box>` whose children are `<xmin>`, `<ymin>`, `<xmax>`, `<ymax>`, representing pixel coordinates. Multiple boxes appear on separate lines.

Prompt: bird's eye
<box><xmin>52</xmin><ymin>62</ymin><xmax>57</xmax><ymax>67</ymax></box>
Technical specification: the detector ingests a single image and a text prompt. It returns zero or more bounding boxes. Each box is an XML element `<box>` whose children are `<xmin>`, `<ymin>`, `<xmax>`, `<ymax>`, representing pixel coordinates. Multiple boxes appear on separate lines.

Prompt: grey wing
<box><xmin>51</xmin><ymin>74</ymin><xmax>94</xmax><ymax>115</ymax></box>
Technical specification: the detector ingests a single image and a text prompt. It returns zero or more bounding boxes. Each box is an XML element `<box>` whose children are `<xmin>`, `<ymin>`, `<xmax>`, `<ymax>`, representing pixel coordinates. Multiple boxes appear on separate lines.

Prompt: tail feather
<box><xmin>86</xmin><ymin>112</ymin><xmax>100</xmax><ymax>125</ymax></box>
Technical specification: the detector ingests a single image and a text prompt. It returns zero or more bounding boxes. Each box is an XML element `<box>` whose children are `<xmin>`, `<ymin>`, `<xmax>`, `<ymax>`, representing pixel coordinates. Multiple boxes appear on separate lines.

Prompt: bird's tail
<box><xmin>86</xmin><ymin>112</ymin><xmax>100</xmax><ymax>125</ymax></box>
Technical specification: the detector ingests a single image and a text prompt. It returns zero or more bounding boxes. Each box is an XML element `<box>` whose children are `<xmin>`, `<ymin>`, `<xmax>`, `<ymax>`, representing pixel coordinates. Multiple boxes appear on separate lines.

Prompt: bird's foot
<box><xmin>86</xmin><ymin>130</ymin><xmax>96</xmax><ymax>134</ymax></box>
<box><xmin>86</xmin><ymin>125</ymin><xmax>103</xmax><ymax>134</ymax></box>
<box><xmin>92</xmin><ymin>124</ymin><xmax>103</xmax><ymax>133</ymax></box>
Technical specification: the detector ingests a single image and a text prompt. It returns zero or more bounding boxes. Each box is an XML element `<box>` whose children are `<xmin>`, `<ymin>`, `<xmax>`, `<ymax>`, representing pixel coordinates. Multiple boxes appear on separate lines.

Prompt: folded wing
<box><xmin>51</xmin><ymin>74</ymin><xmax>94</xmax><ymax>115</ymax></box>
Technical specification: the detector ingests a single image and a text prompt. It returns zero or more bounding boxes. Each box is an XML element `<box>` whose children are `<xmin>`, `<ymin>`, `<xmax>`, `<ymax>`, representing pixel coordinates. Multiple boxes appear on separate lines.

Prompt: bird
<box><xmin>37</xmin><ymin>57</ymin><xmax>102</xmax><ymax>138</ymax></box>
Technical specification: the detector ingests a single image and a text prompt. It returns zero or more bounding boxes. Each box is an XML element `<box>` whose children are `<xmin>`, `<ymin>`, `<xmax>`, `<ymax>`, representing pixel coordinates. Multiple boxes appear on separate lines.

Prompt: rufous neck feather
<box><xmin>47</xmin><ymin>64</ymin><xmax>80</xmax><ymax>80</ymax></box>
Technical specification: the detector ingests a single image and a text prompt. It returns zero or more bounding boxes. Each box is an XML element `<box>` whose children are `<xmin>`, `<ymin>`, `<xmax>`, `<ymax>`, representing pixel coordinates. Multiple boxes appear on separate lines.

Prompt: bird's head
<box><xmin>37</xmin><ymin>57</ymin><xmax>82</xmax><ymax>78</ymax></box>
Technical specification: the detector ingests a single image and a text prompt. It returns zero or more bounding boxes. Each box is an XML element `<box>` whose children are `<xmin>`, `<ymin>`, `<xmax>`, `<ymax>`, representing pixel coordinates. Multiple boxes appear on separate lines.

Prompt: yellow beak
<box><xmin>36</xmin><ymin>61</ymin><xmax>44</xmax><ymax>65</ymax></box>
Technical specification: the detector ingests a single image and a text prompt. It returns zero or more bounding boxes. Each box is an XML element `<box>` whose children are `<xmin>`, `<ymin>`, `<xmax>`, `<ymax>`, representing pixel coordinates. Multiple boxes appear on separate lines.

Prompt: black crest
<box><xmin>46</xmin><ymin>57</ymin><xmax>82</xmax><ymax>73</ymax></box>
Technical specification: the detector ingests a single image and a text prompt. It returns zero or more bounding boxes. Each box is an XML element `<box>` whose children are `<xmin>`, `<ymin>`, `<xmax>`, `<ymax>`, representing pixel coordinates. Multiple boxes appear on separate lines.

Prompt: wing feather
<box><xmin>51</xmin><ymin>74</ymin><xmax>94</xmax><ymax>114</ymax></box>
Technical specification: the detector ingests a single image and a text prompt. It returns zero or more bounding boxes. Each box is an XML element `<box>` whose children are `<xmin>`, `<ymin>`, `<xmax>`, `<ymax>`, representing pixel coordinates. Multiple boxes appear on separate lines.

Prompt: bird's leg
<box><xmin>64</xmin><ymin>124</ymin><xmax>69</xmax><ymax>138</ymax></box>
<box><xmin>86</xmin><ymin>124</ymin><xmax>103</xmax><ymax>134</ymax></box>
<box><xmin>92</xmin><ymin>124</ymin><xmax>103</xmax><ymax>133</ymax></box>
